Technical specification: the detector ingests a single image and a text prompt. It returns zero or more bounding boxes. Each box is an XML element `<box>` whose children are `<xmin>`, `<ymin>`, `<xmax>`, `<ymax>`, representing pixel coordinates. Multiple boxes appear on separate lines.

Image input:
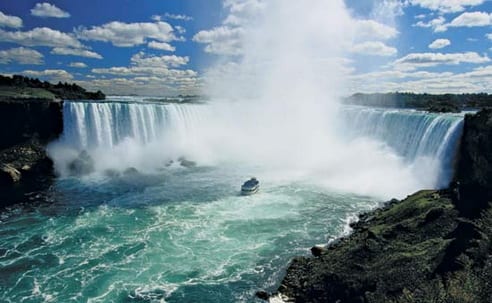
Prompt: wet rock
<box><xmin>0</xmin><ymin>164</ymin><xmax>21</xmax><ymax>185</ymax></box>
<box><xmin>310</xmin><ymin>245</ymin><xmax>327</xmax><ymax>257</ymax></box>
<box><xmin>68</xmin><ymin>150</ymin><xmax>94</xmax><ymax>176</ymax></box>
<box><xmin>255</xmin><ymin>290</ymin><xmax>269</xmax><ymax>301</ymax></box>
<box><xmin>123</xmin><ymin>167</ymin><xmax>139</xmax><ymax>176</ymax></box>
<box><xmin>178</xmin><ymin>157</ymin><xmax>196</xmax><ymax>168</ymax></box>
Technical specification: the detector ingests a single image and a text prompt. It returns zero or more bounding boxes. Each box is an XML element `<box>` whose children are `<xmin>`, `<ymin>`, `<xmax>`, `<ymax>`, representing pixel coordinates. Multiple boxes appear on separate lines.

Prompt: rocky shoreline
<box><xmin>260</xmin><ymin>109</ymin><xmax>492</xmax><ymax>302</ymax></box>
<box><xmin>0</xmin><ymin>98</ymin><xmax>63</xmax><ymax>208</ymax></box>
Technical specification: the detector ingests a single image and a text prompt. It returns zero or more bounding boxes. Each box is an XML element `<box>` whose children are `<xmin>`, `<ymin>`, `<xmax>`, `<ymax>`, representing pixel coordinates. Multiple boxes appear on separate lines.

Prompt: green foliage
<box><xmin>345</xmin><ymin>92</ymin><xmax>492</xmax><ymax>112</ymax></box>
<box><xmin>0</xmin><ymin>74</ymin><xmax>105</xmax><ymax>100</ymax></box>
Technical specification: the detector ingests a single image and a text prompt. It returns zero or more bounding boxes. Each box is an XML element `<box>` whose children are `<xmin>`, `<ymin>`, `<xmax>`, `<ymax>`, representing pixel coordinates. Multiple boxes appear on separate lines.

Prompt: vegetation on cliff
<box><xmin>0</xmin><ymin>74</ymin><xmax>105</xmax><ymax>100</ymax></box>
<box><xmin>346</xmin><ymin>92</ymin><xmax>492</xmax><ymax>113</ymax></box>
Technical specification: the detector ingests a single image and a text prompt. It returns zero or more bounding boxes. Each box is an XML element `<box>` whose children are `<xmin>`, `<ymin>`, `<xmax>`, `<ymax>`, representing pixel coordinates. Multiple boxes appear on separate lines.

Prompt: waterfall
<box><xmin>49</xmin><ymin>100</ymin><xmax>208</xmax><ymax>175</ymax></box>
<box><xmin>50</xmin><ymin>100</ymin><xmax>464</xmax><ymax>196</ymax></box>
<box><xmin>62</xmin><ymin>101</ymin><xmax>204</xmax><ymax>149</ymax></box>
<box><xmin>340</xmin><ymin>106</ymin><xmax>464</xmax><ymax>188</ymax></box>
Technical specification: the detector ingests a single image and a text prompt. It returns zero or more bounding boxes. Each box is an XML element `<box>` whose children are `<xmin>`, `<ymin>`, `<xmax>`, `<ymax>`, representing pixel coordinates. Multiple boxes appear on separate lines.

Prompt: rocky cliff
<box><xmin>0</xmin><ymin>98</ymin><xmax>63</xmax><ymax>207</ymax></box>
<box><xmin>263</xmin><ymin>109</ymin><xmax>492</xmax><ymax>303</ymax></box>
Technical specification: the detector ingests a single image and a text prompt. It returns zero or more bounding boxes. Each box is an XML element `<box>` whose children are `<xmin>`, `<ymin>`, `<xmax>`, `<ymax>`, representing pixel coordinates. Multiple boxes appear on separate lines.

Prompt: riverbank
<box><xmin>262</xmin><ymin>109</ymin><xmax>492</xmax><ymax>302</ymax></box>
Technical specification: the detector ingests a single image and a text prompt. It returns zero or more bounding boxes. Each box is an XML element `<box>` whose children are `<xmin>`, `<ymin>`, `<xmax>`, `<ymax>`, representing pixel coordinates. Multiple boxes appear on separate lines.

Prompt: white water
<box><xmin>49</xmin><ymin>99</ymin><xmax>463</xmax><ymax>200</ymax></box>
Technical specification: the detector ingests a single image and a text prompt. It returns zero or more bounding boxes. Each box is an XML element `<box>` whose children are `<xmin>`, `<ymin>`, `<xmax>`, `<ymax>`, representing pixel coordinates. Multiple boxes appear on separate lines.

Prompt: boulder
<box><xmin>68</xmin><ymin>150</ymin><xmax>95</xmax><ymax>176</ymax></box>
<box><xmin>0</xmin><ymin>164</ymin><xmax>21</xmax><ymax>185</ymax></box>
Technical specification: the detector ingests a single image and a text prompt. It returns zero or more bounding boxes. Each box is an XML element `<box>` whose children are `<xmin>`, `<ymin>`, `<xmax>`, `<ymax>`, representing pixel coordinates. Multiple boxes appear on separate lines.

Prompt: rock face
<box><xmin>270</xmin><ymin>109</ymin><xmax>492</xmax><ymax>303</ymax></box>
<box><xmin>0</xmin><ymin>99</ymin><xmax>63</xmax><ymax>149</ymax></box>
<box><xmin>0</xmin><ymin>99</ymin><xmax>63</xmax><ymax>207</ymax></box>
<box><xmin>455</xmin><ymin>108</ymin><xmax>492</xmax><ymax>217</ymax></box>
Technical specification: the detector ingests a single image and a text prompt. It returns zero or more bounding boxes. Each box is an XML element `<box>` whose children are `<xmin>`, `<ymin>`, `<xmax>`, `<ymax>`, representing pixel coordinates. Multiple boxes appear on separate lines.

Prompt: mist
<box><xmin>48</xmin><ymin>0</ymin><xmax>454</xmax><ymax>200</ymax></box>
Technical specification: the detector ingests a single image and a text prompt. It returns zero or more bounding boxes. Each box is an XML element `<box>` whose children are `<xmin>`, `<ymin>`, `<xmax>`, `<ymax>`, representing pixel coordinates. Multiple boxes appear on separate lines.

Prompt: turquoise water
<box><xmin>1</xmin><ymin>100</ymin><xmax>465</xmax><ymax>302</ymax></box>
<box><xmin>0</xmin><ymin>165</ymin><xmax>377</xmax><ymax>302</ymax></box>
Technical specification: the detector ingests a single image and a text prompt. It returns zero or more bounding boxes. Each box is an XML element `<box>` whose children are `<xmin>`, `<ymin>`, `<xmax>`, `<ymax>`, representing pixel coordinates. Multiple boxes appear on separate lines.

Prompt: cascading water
<box><xmin>51</xmin><ymin>99</ymin><xmax>464</xmax><ymax>194</ymax></box>
<box><xmin>340</xmin><ymin>106</ymin><xmax>464</xmax><ymax>188</ymax></box>
<box><xmin>49</xmin><ymin>99</ymin><xmax>209</xmax><ymax>174</ymax></box>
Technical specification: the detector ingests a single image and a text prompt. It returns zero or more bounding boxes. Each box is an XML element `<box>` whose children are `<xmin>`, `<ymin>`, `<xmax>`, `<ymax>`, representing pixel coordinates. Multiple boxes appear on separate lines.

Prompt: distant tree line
<box><xmin>0</xmin><ymin>74</ymin><xmax>105</xmax><ymax>100</ymax></box>
<box><xmin>345</xmin><ymin>92</ymin><xmax>492</xmax><ymax>113</ymax></box>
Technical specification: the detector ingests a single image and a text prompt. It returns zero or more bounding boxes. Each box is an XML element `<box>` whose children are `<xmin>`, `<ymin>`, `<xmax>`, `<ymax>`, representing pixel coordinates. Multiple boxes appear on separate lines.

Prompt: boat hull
<box><xmin>241</xmin><ymin>186</ymin><xmax>259</xmax><ymax>195</ymax></box>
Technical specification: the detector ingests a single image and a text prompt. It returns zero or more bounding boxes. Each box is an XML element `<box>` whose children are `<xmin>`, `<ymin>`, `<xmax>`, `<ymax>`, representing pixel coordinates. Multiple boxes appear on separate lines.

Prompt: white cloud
<box><xmin>164</xmin><ymin>13</ymin><xmax>193</xmax><ymax>21</ymax></box>
<box><xmin>0</xmin><ymin>27</ymin><xmax>83</xmax><ymax>48</ymax></box>
<box><xmin>394</xmin><ymin>52</ymin><xmax>490</xmax><ymax>70</ymax></box>
<box><xmin>130</xmin><ymin>52</ymin><xmax>188</xmax><ymax>68</ymax></box>
<box><xmin>69</xmin><ymin>62</ymin><xmax>87</xmax><ymax>68</ymax></box>
<box><xmin>31</xmin><ymin>3</ymin><xmax>70</xmax><ymax>18</ymax></box>
<box><xmin>351</xmin><ymin>41</ymin><xmax>397</xmax><ymax>56</ymax></box>
<box><xmin>0</xmin><ymin>47</ymin><xmax>43</xmax><ymax>65</ymax></box>
<box><xmin>448</xmin><ymin>11</ymin><xmax>492</xmax><ymax>27</ymax></box>
<box><xmin>175</xmin><ymin>26</ymin><xmax>186</xmax><ymax>34</ymax></box>
<box><xmin>22</xmin><ymin>69</ymin><xmax>73</xmax><ymax>82</ymax></box>
<box><xmin>76</xmin><ymin>21</ymin><xmax>176</xmax><ymax>47</ymax></box>
<box><xmin>87</xmin><ymin>51</ymin><xmax>198</xmax><ymax>95</ymax></box>
<box><xmin>410</xmin><ymin>0</ymin><xmax>485</xmax><ymax>13</ymax></box>
<box><xmin>0</xmin><ymin>11</ymin><xmax>22</xmax><ymax>28</ymax></box>
<box><xmin>487</xmin><ymin>33</ymin><xmax>492</xmax><ymax>40</ymax></box>
<box><xmin>193</xmin><ymin>26</ymin><xmax>244</xmax><ymax>55</ymax></box>
<box><xmin>429</xmin><ymin>38</ymin><xmax>451</xmax><ymax>49</ymax></box>
<box><xmin>413</xmin><ymin>16</ymin><xmax>447</xmax><ymax>32</ymax></box>
<box><xmin>51</xmin><ymin>47</ymin><xmax>103</xmax><ymax>59</ymax></box>
<box><xmin>354</xmin><ymin>20</ymin><xmax>399</xmax><ymax>41</ymax></box>
<box><xmin>148</xmin><ymin>41</ymin><xmax>175</xmax><ymax>51</ymax></box>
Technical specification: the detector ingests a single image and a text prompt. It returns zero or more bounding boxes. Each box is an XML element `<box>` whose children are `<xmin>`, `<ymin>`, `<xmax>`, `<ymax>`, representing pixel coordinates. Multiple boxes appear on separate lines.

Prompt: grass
<box><xmin>0</xmin><ymin>86</ymin><xmax>56</xmax><ymax>100</ymax></box>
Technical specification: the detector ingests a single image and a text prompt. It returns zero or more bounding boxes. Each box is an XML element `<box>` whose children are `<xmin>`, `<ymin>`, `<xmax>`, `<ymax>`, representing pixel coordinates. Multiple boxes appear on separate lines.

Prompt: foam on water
<box><xmin>0</xmin><ymin>166</ymin><xmax>378</xmax><ymax>302</ymax></box>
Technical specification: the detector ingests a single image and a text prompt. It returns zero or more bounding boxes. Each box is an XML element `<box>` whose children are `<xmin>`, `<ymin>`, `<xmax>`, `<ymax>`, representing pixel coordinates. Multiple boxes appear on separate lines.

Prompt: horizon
<box><xmin>0</xmin><ymin>1</ymin><xmax>491</xmax><ymax>96</ymax></box>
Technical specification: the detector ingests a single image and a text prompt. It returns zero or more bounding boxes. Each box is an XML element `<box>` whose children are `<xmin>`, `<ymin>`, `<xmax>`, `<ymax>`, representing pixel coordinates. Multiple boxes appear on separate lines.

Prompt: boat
<box><xmin>241</xmin><ymin>177</ymin><xmax>259</xmax><ymax>195</ymax></box>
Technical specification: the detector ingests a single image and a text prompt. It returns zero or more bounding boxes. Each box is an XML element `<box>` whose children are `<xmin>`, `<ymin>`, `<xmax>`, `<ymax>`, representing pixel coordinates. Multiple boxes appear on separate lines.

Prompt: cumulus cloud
<box><xmin>148</xmin><ymin>41</ymin><xmax>175</xmax><ymax>51</ymax></box>
<box><xmin>394</xmin><ymin>52</ymin><xmax>490</xmax><ymax>70</ymax></box>
<box><xmin>354</xmin><ymin>20</ymin><xmax>399</xmax><ymax>41</ymax></box>
<box><xmin>410</xmin><ymin>0</ymin><xmax>485</xmax><ymax>13</ymax></box>
<box><xmin>448</xmin><ymin>11</ymin><xmax>492</xmax><ymax>27</ymax></box>
<box><xmin>351</xmin><ymin>41</ymin><xmax>398</xmax><ymax>56</ymax></box>
<box><xmin>22</xmin><ymin>69</ymin><xmax>73</xmax><ymax>82</ymax></box>
<box><xmin>69</xmin><ymin>62</ymin><xmax>87</xmax><ymax>68</ymax></box>
<box><xmin>163</xmin><ymin>13</ymin><xmax>193</xmax><ymax>21</ymax></box>
<box><xmin>413</xmin><ymin>16</ymin><xmax>447</xmax><ymax>32</ymax></box>
<box><xmin>0</xmin><ymin>11</ymin><xmax>22</xmax><ymax>28</ymax></box>
<box><xmin>428</xmin><ymin>38</ymin><xmax>451</xmax><ymax>49</ymax></box>
<box><xmin>0</xmin><ymin>47</ymin><xmax>43</xmax><ymax>65</ymax></box>
<box><xmin>350</xmin><ymin>64</ymin><xmax>492</xmax><ymax>94</ymax></box>
<box><xmin>130</xmin><ymin>52</ymin><xmax>188</xmax><ymax>68</ymax></box>
<box><xmin>193</xmin><ymin>26</ymin><xmax>244</xmax><ymax>55</ymax></box>
<box><xmin>51</xmin><ymin>47</ymin><xmax>103</xmax><ymax>59</ymax></box>
<box><xmin>0</xmin><ymin>27</ymin><xmax>83</xmax><ymax>48</ymax></box>
<box><xmin>88</xmin><ymin>51</ymin><xmax>198</xmax><ymax>94</ymax></box>
<box><xmin>31</xmin><ymin>2</ymin><xmax>70</xmax><ymax>18</ymax></box>
<box><xmin>76</xmin><ymin>21</ymin><xmax>176</xmax><ymax>47</ymax></box>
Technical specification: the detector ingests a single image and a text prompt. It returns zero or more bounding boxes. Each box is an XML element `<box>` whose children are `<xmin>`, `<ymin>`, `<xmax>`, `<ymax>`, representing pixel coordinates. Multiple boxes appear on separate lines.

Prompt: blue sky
<box><xmin>0</xmin><ymin>0</ymin><xmax>491</xmax><ymax>95</ymax></box>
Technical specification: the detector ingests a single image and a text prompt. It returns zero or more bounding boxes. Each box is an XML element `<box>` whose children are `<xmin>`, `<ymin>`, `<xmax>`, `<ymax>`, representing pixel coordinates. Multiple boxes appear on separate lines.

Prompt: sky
<box><xmin>0</xmin><ymin>0</ymin><xmax>491</xmax><ymax>96</ymax></box>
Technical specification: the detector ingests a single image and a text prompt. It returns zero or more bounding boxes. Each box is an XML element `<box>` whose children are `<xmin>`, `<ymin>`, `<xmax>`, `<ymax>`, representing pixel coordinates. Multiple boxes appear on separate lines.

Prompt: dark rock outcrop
<box><xmin>454</xmin><ymin>108</ymin><xmax>492</xmax><ymax>217</ymax></box>
<box><xmin>68</xmin><ymin>150</ymin><xmax>95</xmax><ymax>176</ymax></box>
<box><xmin>0</xmin><ymin>138</ymin><xmax>57</xmax><ymax>207</ymax></box>
<box><xmin>0</xmin><ymin>99</ymin><xmax>63</xmax><ymax>150</ymax></box>
<box><xmin>0</xmin><ymin>98</ymin><xmax>64</xmax><ymax>207</ymax></box>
